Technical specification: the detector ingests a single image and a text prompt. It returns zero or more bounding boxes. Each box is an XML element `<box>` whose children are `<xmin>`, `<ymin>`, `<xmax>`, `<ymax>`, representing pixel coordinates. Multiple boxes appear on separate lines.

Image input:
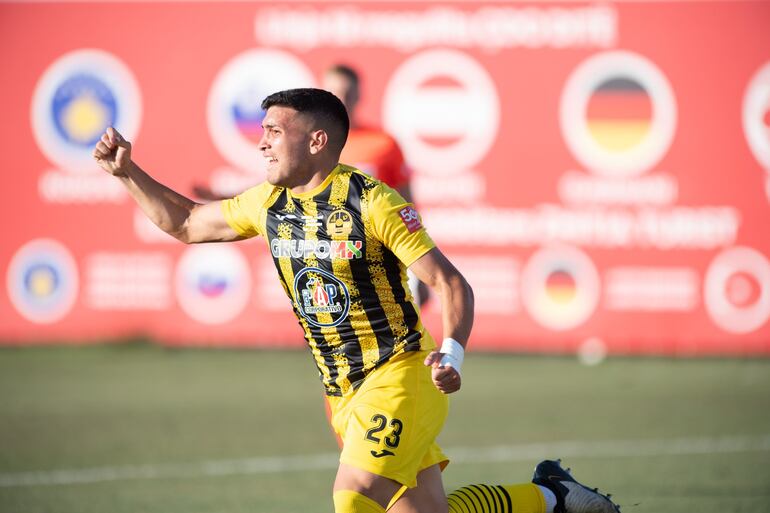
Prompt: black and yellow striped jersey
<box><xmin>221</xmin><ymin>164</ymin><xmax>436</xmax><ymax>396</ymax></box>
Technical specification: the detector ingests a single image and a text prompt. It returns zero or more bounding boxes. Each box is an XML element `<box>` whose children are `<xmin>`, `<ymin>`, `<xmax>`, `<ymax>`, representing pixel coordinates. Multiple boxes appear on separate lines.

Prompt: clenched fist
<box><xmin>424</xmin><ymin>350</ymin><xmax>462</xmax><ymax>394</ymax></box>
<box><xmin>92</xmin><ymin>127</ymin><xmax>132</xmax><ymax>177</ymax></box>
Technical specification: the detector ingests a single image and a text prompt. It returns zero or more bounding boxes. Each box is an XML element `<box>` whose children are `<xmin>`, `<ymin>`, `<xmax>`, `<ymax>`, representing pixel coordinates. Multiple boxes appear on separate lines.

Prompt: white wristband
<box><xmin>439</xmin><ymin>337</ymin><xmax>465</xmax><ymax>376</ymax></box>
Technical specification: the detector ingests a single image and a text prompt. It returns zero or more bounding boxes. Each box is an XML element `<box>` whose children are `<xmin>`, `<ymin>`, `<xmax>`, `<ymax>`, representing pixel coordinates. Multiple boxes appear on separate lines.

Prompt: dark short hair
<box><xmin>261</xmin><ymin>88</ymin><xmax>349</xmax><ymax>150</ymax></box>
<box><xmin>326</xmin><ymin>64</ymin><xmax>360</xmax><ymax>88</ymax></box>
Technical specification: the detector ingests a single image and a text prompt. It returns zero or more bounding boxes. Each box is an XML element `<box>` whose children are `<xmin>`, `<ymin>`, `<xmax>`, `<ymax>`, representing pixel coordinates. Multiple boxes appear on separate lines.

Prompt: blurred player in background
<box><xmin>93</xmin><ymin>88</ymin><xmax>619</xmax><ymax>513</ymax></box>
<box><xmin>322</xmin><ymin>64</ymin><xmax>412</xmax><ymax>201</ymax></box>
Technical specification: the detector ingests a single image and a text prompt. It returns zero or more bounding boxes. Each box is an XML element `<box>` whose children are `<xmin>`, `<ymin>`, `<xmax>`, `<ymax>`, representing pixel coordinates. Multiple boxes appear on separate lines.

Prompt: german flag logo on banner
<box><xmin>586</xmin><ymin>77</ymin><xmax>652</xmax><ymax>153</ymax></box>
<box><xmin>521</xmin><ymin>245</ymin><xmax>600</xmax><ymax>332</ymax></box>
<box><xmin>560</xmin><ymin>50</ymin><xmax>677</xmax><ymax>178</ymax></box>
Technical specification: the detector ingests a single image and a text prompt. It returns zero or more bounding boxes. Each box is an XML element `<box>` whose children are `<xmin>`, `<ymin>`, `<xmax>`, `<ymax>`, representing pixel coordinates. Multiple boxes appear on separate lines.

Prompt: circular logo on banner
<box><xmin>704</xmin><ymin>246</ymin><xmax>770</xmax><ymax>334</ymax></box>
<box><xmin>293</xmin><ymin>267</ymin><xmax>350</xmax><ymax>328</ymax></box>
<box><xmin>560</xmin><ymin>51</ymin><xmax>677</xmax><ymax>178</ymax></box>
<box><xmin>383</xmin><ymin>49</ymin><xmax>499</xmax><ymax>175</ymax></box>
<box><xmin>207</xmin><ymin>49</ymin><xmax>315</xmax><ymax>175</ymax></box>
<box><xmin>175</xmin><ymin>245</ymin><xmax>251</xmax><ymax>324</ymax></box>
<box><xmin>31</xmin><ymin>49</ymin><xmax>142</xmax><ymax>173</ymax></box>
<box><xmin>6</xmin><ymin>239</ymin><xmax>79</xmax><ymax>324</ymax></box>
<box><xmin>742</xmin><ymin>61</ymin><xmax>770</xmax><ymax>173</ymax></box>
<box><xmin>521</xmin><ymin>245</ymin><xmax>600</xmax><ymax>331</ymax></box>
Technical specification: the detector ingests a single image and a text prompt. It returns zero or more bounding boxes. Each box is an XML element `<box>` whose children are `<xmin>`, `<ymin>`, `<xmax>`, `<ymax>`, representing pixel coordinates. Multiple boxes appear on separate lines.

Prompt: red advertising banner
<box><xmin>2</xmin><ymin>1</ymin><xmax>769</xmax><ymax>355</ymax></box>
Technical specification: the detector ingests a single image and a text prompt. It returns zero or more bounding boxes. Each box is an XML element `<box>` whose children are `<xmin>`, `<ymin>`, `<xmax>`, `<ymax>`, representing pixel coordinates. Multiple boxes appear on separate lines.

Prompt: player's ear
<box><xmin>309</xmin><ymin>129</ymin><xmax>328</xmax><ymax>155</ymax></box>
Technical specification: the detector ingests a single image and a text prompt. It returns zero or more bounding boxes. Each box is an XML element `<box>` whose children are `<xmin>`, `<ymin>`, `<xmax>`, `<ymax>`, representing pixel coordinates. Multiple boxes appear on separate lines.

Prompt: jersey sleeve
<box><xmin>220</xmin><ymin>182</ymin><xmax>273</xmax><ymax>238</ymax></box>
<box><xmin>367</xmin><ymin>183</ymin><xmax>435</xmax><ymax>267</ymax></box>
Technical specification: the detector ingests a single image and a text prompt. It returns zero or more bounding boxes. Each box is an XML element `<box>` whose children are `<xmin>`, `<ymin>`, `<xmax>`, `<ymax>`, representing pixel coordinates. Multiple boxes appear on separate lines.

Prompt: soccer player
<box><xmin>93</xmin><ymin>88</ymin><xmax>619</xmax><ymax>513</ymax></box>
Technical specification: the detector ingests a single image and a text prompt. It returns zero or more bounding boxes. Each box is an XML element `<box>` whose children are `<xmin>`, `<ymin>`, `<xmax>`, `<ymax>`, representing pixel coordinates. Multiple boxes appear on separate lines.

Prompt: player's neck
<box><xmin>288</xmin><ymin>163</ymin><xmax>338</xmax><ymax>196</ymax></box>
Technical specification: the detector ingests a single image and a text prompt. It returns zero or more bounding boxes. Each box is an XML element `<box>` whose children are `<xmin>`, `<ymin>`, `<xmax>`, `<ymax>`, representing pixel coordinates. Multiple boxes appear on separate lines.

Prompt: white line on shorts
<box><xmin>1</xmin><ymin>433</ymin><xmax>768</xmax><ymax>488</ymax></box>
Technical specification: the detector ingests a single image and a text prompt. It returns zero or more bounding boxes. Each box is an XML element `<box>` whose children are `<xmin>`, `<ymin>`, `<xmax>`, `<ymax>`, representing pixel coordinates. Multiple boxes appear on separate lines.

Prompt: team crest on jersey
<box><xmin>293</xmin><ymin>267</ymin><xmax>350</xmax><ymax>327</ymax></box>
<box><xmin>326</xmin><ymin>209</ymin><xmax>354</xmax><ymax>238</ymax></box>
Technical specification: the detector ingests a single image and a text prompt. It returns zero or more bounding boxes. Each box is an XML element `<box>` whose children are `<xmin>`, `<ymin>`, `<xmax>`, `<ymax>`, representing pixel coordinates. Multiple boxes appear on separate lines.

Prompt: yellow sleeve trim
<box><xmin>220</xmin><ymin>183</ymin><xmax>275</xmax><ymax>238</ymax></box>
<box><xmin>367</xmin><ymin>183</ymin><xmax>435</xmax><ymax>267</ymax></box>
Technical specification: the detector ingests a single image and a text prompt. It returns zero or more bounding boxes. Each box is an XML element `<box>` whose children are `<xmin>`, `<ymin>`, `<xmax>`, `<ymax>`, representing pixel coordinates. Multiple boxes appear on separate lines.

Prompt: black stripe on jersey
<box><xmin>265</xmin><ymin>188</ymin><xmax>340</xmax><ymax>392</ymax></box>
<box><xmin>341</xmin><ymin>170</ymin><xmax>365</xmax><ymax>238</ymax></box>
<box><xmin>381</xmin><ymin>246</ymin><xmax>422</xmax><ymax>354</ymax></box>
<box><xmin>290</xmin><ymin>187</ymin><xmax>347</xmax><ymax>390</ymax></box>
<box><xmin>264</xmin><ymin>189</ymin><xmax>291</xmax><ymax>285</ymax></box>
<box><xmin>322</xmin><ymin>173</ymin><xmax>383</xmax><ymax>388</ymax></box>
<box><xmin>266</xmin><ymin>190</ymin><xmax>318</xmax><ymax>338</ymax></box>
<box><xmin>346</xmin><ymin>174</ymin><xmax>401</xmax><ymax>377</ymax></box>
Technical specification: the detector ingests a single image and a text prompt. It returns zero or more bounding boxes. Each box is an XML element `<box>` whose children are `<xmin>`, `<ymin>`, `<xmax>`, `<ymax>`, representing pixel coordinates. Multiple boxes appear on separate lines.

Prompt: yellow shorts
<box><xmin>326</xmin><ymin>350</ymin><xmax>450</xmax><ymax>488</ymax></box>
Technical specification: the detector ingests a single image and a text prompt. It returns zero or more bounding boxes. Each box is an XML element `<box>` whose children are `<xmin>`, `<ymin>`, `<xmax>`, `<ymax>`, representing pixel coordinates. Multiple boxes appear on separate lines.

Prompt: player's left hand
<box><xmin>424</xmin><ymin>350</ymin><xmax>462</xmax><ymax>394</ymax></box>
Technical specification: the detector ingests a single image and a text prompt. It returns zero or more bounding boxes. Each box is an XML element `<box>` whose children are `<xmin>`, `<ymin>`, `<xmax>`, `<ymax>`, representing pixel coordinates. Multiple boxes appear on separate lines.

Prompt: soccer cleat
<box><xmin>532</xmin><ymin>459</ymin><xmax>620</xmax><ymax>513</ymax></box>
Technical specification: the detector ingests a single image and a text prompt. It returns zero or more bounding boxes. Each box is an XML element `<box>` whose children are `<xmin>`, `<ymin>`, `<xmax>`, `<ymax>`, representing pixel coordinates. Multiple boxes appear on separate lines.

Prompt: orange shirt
<box><xmin>340</xmin><ymin>126</ymin><xmax>409</xmax><ymax>191</ymax></box>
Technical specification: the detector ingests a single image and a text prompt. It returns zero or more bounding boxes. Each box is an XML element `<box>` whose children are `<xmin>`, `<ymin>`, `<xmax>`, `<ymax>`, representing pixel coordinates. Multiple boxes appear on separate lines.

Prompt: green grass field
<box><xmin>1</xmin><ymin>343</ymin><xmax>769</xmax><ymax>513</ymax></box>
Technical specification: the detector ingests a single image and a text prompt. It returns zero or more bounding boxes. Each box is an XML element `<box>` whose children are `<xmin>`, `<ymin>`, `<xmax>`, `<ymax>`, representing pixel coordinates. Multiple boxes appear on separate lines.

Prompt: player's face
<box><xmin>323</xmin><ymin>72</ymin><xmax>359</xmax><ymax>114</ymax></box>
<box><xmin>259</xmin><ymin>106</ymin><xmax>315</xmax><ymax>188</ymax></box>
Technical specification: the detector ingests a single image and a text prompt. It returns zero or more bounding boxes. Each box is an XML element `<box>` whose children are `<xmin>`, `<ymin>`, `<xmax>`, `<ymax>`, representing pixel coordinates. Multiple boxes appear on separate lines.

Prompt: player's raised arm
<box><xmin>409</xmin><ymin>247</ymin><xmax>475</xmax><ymax>394</ymax></box>
<box><xmin>92</xmin><ymin>127</ymin><xmax>243</xmax><ymax>244</ymax></box>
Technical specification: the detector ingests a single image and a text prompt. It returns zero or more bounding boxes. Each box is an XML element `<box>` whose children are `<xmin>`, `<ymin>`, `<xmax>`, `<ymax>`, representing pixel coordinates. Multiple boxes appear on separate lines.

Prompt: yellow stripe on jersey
<box><xmin>219</xmin><ymin>182</ymin><xmax>274</xmax><ymax>238</ymax></box>
<box><xmin>367</xmin><ymin>184</ymin><xmax>436</xmax><ymax>267</ymax></box>
<box><xmin>326</xmin><ymin>174</ymin><xmax>355</xmax><ymax>393</ymax></box>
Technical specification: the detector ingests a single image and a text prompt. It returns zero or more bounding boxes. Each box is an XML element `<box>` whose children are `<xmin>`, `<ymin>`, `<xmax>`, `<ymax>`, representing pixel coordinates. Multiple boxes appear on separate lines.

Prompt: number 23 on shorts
<box><xmin>365</xmin><ymin>413</ymin><xmax>403</xmax><ymax>458</ymax></box>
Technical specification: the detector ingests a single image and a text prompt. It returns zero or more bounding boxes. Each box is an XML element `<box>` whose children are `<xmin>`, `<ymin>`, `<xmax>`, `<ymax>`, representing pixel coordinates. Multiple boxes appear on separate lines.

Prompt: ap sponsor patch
<box><xmin>399</xmin><ymin>206</ymin><xmax>422</xmax><ymax>233</ymax></box>
<box><xmin>293</xmin><ymin>267</ymin><xmax>350</xmax><ymax>328</ymax></box>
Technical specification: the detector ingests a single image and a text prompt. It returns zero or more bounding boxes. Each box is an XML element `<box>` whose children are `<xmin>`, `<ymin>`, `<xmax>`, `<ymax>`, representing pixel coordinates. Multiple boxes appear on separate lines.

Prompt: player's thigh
<box><xmin>388</xmin><ymin>464</ymin><xmax>448</xmax><ymax>513</ymax></box>
<box><xmin>333</xmin><ymin>462</ymin><xmax>403</xmax><ymax>509</ymax></box>
<box><xmin>332</xmin><ymin>352</ymin><xmax>449</xmax><ymax>488</ymax></box>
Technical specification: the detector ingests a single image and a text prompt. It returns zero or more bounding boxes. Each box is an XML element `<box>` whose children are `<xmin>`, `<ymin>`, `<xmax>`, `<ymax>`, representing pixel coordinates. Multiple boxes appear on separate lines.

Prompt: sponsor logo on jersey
<box><xmin>293</xmin><ymin>267</ymin><xmax>350</xmax><ymax>327</ymax></box>
<box><xmin>399</xmin><ymin>206</ymin><xmax>422</xmax><ymax>233</ymax></box>
<box><xmin>371</xmin><ymin>450</ymin><xmax>395</xmax><ymax>458</ymax></box>
<box><xmin>326</xmin><ymin>209</ymin><xmax>354</xmax><ymax>238</ymax></box>
<box><xmin>271</xmin><ymin>239</ymin><xmax>362</xmax><ymax>260</ymax></box>
<box><xmin>274</xmin><ymin>212</ymin><xmax>324</xmax><ymax>233</ymax></box>
<box><xmin>6</xmin><ymin>239</ymin><xmax>79</xmax><ymax>324</ymax></box>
